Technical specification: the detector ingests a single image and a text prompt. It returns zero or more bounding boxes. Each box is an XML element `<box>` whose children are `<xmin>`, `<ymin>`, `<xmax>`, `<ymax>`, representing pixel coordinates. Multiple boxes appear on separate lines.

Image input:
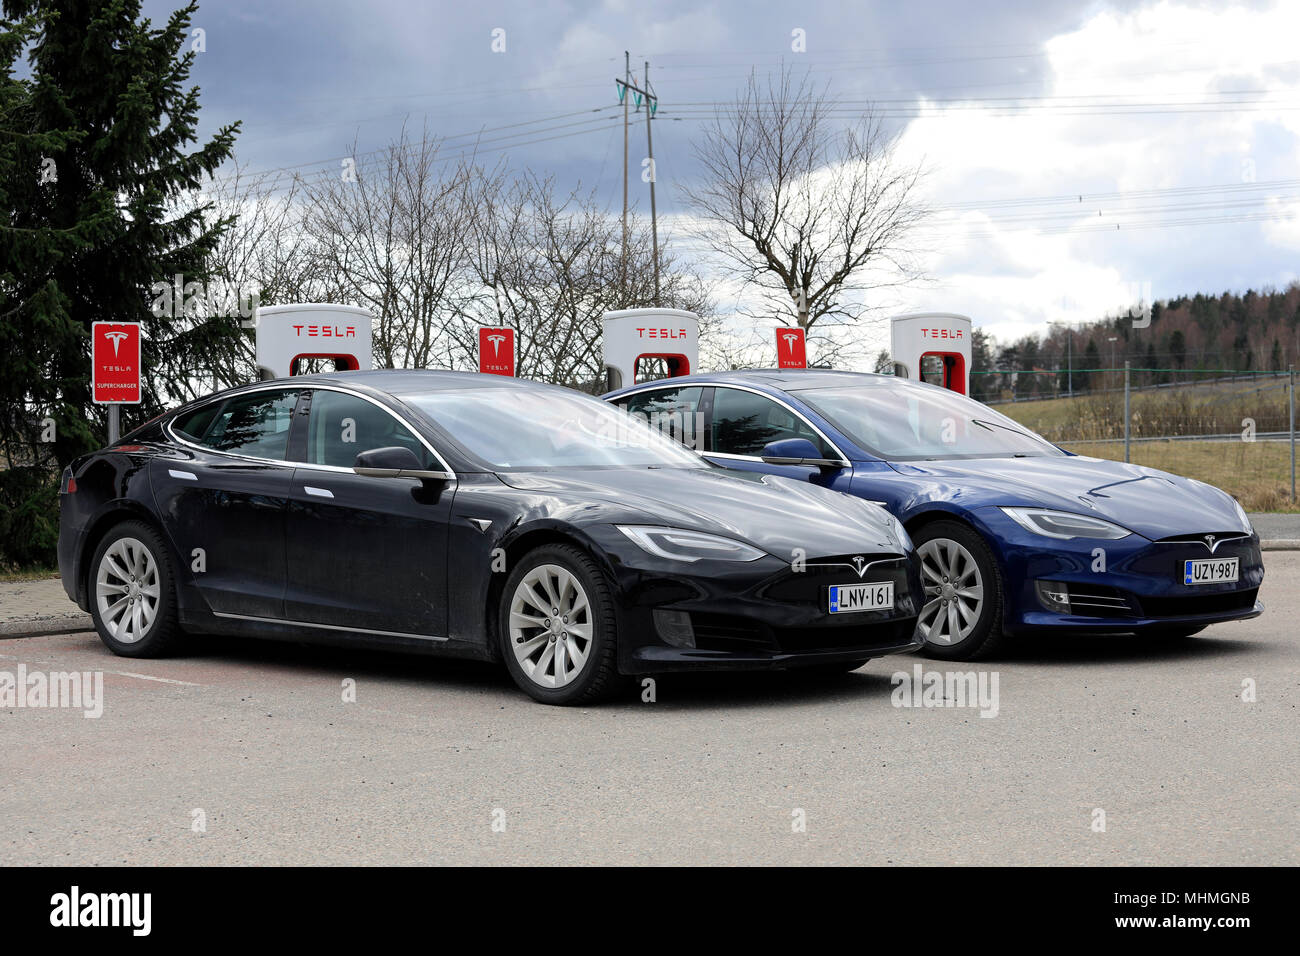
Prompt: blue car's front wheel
<box><xmin>913</xmin><ymin>520</ymin><xmax>1007</xmax><ymax>661</ymax></box>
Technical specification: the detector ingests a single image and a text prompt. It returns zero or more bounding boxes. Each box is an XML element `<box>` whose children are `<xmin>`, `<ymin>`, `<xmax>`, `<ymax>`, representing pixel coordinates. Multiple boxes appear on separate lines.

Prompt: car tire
<box><xmin>498</xmin><ymin>544</ymin><xmax>620</xmax><ymax>705</ymax></box>
<box><xmin>88</xmin><ymin>520</ymin><xmax>183</xmax><ymax>658</ymax></box>
<box><xmin>912</xmin><ymin>520</ymin><xmax>1007</xmax><ymax>661</ymax></box>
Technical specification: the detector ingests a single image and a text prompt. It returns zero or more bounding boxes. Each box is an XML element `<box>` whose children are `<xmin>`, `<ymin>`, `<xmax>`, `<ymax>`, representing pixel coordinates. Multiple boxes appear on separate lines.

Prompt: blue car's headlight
<box><xmin>616</xmin><ymin>525</ymin><xmax>767</xmax><ymax>563</ymax></box>
<box><xmin>1000</xmin><ymin>507</ymin><xmax>1133</xmax><ymax>540</ymax></box>
<box><xmin>1231</xmin><ymin>497</ymin><xmax>1253</xmax><ymax>533</ymax></box>
<box><xmin>887</xmin><ymin>513</ymin><xmax>912</xmax><ymax>551</ymax></box>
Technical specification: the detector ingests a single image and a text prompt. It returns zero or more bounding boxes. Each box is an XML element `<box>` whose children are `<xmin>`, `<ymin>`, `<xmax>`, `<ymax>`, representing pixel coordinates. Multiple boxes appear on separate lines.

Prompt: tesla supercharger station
<box><xmin>889</xmin><ymin>312</ymin><xmax>972</xmax><ymax>395</ymax></box>
<box><xmin>255</xmin><ymin>303</ymin><xmax>374</xmax><ymax>380</ymax></box>
<box><xmin>602</xmin><ymin>308</ymin><xmax>699</xmax><ymax>391</ymax></box>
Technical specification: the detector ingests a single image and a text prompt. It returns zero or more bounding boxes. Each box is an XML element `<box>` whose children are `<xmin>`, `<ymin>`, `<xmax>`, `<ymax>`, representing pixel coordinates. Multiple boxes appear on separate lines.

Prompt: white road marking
<box><xmin>0</xmin><ymin>653</ymin><xmax>200</xmax><ymax>686</ymax></box>
<box><xmin>108</xmin><ymin>671</ymin><xmax>201</xmax><ymax>686</ymax></box>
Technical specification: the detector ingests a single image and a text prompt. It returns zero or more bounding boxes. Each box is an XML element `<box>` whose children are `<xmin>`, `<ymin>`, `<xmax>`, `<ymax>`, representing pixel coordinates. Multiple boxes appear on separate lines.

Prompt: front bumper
<box><xmin>584</xmin><ymin>526</ymin><xmax>924</xmax><ymax>674</ymax></box>
<box><xmin>969</xmin><ymin>507</ymin><xmax>1265</xmax><ymax>635</ymax></box>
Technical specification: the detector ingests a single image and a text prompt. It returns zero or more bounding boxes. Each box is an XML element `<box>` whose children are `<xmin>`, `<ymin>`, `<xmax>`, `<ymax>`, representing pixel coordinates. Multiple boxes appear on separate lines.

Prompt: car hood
<box><xmin>887</xmin><ymin>455</ymin><xmax>1247</xmax><ymax>540</ymax></box>
<box><xmin>498</xmin><ymin>466</ymin><xmax>904</xmax><ymax>558</ymax></box>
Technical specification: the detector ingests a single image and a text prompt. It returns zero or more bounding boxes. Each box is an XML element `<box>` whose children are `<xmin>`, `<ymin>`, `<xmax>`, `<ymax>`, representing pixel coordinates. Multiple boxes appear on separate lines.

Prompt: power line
<box><xmin>209</xmin><ymin>106</ymin><xmax>620</xmax><ymax>190</ymax></box>
<box><xmin>934</xmin><ymin>178</ymin><xmax>1300</xmax><ymax>212</ymax></box>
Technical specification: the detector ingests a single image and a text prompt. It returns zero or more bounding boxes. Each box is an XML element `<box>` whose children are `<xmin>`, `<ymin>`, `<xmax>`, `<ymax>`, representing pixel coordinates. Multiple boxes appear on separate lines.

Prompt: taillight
<box><xmin>59</xmin><ymin>467</ymin><xmax>76</xmax><ymax>494</ymax></box>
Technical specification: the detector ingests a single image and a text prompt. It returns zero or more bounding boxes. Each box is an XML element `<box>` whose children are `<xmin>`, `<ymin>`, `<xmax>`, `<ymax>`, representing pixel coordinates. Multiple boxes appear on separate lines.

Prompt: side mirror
<box><xmin>760</xmin><ymin>437</ymin><xmax>847</xmax><ymax>471</ymax></box>
<box><xmin>354</xmin><ymin>446</ymin><xmax>453</xmax><ymax>481</ymax></box>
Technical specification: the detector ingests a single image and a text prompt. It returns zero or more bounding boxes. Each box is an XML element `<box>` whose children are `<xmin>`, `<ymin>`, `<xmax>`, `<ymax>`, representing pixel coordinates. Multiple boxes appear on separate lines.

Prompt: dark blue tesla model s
<box><xmin>57</xmin><ymin>370</ymin><xmax>923</xmax><ymax>704</ymax></box>
<box><xmin>605</xmin><ymin>369</ymin><xmax>1264</xmax><ymax>660</ymax></box>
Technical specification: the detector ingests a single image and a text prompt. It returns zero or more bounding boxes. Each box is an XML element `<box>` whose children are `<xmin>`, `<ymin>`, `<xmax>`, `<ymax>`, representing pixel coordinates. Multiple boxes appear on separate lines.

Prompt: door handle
<box><xmin>168</xmin><ymin>469</ymin><xmax>198</xmax><ymax>481</ymax></box>
<box><xmin>303</xmin><ymin>486</ymin><xmax>334</xmax><ymax>499</ymax></box>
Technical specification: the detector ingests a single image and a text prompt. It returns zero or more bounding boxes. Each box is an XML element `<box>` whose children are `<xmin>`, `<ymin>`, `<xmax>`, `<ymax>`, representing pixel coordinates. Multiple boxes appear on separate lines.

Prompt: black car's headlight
<box><xmin>1000</xmin><ymin>507</ymin><xmax>1133</xmax><ymax>540</ymax></box>
<box><xmin>615</xmin><ymin>525</ymin><xmax>767</xmax><ymax>563</ymax></box>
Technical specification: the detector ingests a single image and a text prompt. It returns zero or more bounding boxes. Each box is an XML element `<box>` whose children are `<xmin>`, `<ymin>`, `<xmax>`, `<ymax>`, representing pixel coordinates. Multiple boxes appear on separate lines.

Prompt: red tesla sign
<box><xmin>92</xmin><ymin>322</ymin><xmax>142</xmax><ymax>404</ymax></box>
<box><xmin>776</xmin><ymin>327</ymin><xmax>807</xmax><ymax>369</ymax></box>
<box><xmin>478</xmin><ymin>327</ymin><xmax>516</xmax><ymax>376</ymax></box>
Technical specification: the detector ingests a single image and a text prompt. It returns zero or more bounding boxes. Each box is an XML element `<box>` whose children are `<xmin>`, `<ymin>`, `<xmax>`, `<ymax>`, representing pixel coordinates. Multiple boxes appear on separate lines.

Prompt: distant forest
<box><xmin>960</xmin><ymin>283</ymin><xmax>1300</xmax><ymax>403</ymax></box>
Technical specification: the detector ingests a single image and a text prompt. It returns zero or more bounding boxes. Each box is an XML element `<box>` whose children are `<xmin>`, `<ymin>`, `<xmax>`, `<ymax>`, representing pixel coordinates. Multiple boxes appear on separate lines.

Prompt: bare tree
<box><xmin>299</xmin><ymin>125</ymin><xmax>474</xmax><ymax>370</ymax></box>
<box><xmin>186</xmin><ymin>128</ymin><xmax>711</xmax><ymax>390</ymax></box>
<box><xmin>208</xmin><ymin>163</ymin><xmax>316</xmax><ymax>309</ymax></box>
<box><xmin>453</xmin><ymin>170</ymin><xmax>710</xmax><ymax>391</ymax></box>
<box><xmin>184</xmin><ymin>162</ymin><xmax>318</xmax><ymax>391</ymax></box>
<box><xmin>680</xmin><ymin>67</ymin><xmax>927</xmax><ymax>363</ymax></box>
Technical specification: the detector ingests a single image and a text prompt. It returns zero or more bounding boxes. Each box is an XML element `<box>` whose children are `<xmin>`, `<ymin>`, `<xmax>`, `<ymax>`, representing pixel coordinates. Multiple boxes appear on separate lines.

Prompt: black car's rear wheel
<box><xmin>498</xmin><ymin>544</ymin><xmax>620</xmax><ymax>705</ymax></box>
<box><xmin>89</xmin><ymin>520</ymin><xmax>182</xmax><ymax>657</ymax></box>
<box><xmin>913</xmin><ymin>520</ymin><xmax>1007</xmax><ymax>661</ymax></box>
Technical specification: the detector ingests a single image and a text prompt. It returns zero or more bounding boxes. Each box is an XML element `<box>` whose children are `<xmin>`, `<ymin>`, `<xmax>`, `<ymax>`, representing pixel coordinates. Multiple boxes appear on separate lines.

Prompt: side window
<box><xmin>201</xmin><ymin>390</ymin><xmax>298</xmax><ymax>459</ymax></box>
<box><xmin>172</xmin><ymin>402</ymin><xmax>223</xmax><ymax>443</ymax></box>
<box><xmin>619</xmin><ymin>386</ymin><xmax>704</xmax><ymax>450</ymax></box>
<box><xmin>308</xmin><ymin>390</ymin><xmax>425</xmax><ymax>469</ymax></box>
<box><xmin>711</xmin><ymin>388</ymin><xmax>830</xmax><ymax>457</ymax></box>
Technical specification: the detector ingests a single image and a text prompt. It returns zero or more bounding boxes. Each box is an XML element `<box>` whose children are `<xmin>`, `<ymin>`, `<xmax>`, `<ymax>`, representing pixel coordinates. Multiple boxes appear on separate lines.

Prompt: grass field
<box><xmin>997</xmin><ymin>375</ymin><xmax>1293</xmax><ymax>441</ymax></box>
<box><xmin>987</xmin><ymin>377</ymin><xmax>1298</xmax><ymax>510</ymax></box>
<box><xmin>1061</xmin><ymin>439</ymin><xmax>1299</xmax><ymax>512</ymax></box>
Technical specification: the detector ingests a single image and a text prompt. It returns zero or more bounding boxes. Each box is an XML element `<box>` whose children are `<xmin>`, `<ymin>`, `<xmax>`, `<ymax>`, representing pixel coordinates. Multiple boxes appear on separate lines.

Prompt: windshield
<box><xmin>796</xmin><ymin>382</ymin><xmax>1064</xmax><ymax>461</ymax></box>
<box><xmin>405</xmin><ymin>387</ymin><xmax>708</xmax><ymax>470</ymax></box>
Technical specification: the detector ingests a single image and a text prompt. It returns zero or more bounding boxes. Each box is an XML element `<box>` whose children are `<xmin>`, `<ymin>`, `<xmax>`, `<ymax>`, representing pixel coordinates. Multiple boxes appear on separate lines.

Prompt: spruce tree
<box><xmin>2</xmin><ymin>0</ymin><xmax>238</xmax><ymax>469</ymax></box>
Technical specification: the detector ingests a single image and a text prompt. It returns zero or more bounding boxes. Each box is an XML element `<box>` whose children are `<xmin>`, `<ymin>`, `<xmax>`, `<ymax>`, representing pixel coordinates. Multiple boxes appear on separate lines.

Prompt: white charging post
<box><xmin>889</xmin><ymin>312</ymin><xmax>973</xmax><ymax>395</ymax></box>
<box><xmin>601</xmin><ymin>308</ymin><xmax>700</xmax><ymax>391</ymax></box>
<box><xmin>254</xmin><ymin>303</ymin><xmax>374</xmax><ymax>380</ymax></box>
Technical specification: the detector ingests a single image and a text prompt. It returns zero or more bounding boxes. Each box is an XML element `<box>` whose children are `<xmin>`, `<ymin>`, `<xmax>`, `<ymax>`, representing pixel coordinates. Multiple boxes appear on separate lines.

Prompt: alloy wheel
<box><xmin>95</xmin><ymin>536</ymin><xmax>161</xmax><ymax>644</ymax></box>
<box><xmin>508</xmin><ymin>563</ymin><xmax>594</xmax><ymax>688</ymax></box>
<box><xmin>916</xmin><ymin>538</ymin><xmax>984</xmax><ymax>646</ymax></box>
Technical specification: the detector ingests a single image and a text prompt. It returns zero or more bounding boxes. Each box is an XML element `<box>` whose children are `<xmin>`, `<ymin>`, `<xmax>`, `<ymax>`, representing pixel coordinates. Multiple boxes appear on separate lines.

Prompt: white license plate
<box><xmin>828</xmin><ymin>581</ymin><xmax>894</xmax><ymax>614</ymax></box>
<box><xmin>1183</xmin><ymin>557</ymin><xmax>1239</xmax><ymax>585</ymax></box>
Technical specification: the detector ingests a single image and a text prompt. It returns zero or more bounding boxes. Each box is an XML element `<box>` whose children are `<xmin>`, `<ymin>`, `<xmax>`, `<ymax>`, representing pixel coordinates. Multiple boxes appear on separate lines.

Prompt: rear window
<box><xmin>172</xmin><ymin>403</ymin><xmax>222</xmax><ymax>442</ymax></box>
<box><xmin>190</xmin><ymin>390</ymin><xmax>299</xmax><ymax>460</ymax></box>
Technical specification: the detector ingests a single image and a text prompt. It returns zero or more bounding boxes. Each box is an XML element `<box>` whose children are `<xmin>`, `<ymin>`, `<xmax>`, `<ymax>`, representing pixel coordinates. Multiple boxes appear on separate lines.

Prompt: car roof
<box><xmin>610</xmin><ymin>368</ymin><xmax>895</xmax><ymax>393</ymax></box>
<box><xmin>287</xmin><ymin>369</ymin><xmax>549</xmax><ymax>394</ymax></box>
<box><xmin>170</xmin><ymin>369</ymin><xmax>582</xmax><ymax>419</ymax></box>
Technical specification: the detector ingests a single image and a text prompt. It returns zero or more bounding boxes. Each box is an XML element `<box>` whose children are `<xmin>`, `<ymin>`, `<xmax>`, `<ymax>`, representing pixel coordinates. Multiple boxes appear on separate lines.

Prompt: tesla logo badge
<box><xmin>91</xmin><ymin>322</ymin><xmax>141</xmax><ymax>404</ymax></box>
<box><xmin>478</xmin><ymin>327</ymin><xmax>515</xmax><ymax>376</ymax></box>
<box><xmin>635</xmin><ymin>328</ymin><xmax>688</xmax><ymax>339</ymax></box>
<box><xmin>103</xmin><ymin>330</ymin><xmax>129</xmax><ymax>356</ymax></box>
<box><xmin>851</xmin><ymin>556</ymin><xmax>867</xmax><ymax>574</ymax></box>
<box><xmin>775</xmin><ymin>327</ymin><xmax>807</xmax><ymax>369</ymax></box>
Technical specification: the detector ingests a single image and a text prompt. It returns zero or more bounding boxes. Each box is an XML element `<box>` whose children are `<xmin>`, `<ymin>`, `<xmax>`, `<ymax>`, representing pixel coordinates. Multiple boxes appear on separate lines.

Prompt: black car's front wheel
<box><xmin>913</xmin><ymin>520</ymin><xmax>1007</xmax><ymax>661</ymax></box>
<box><xmin>498</xmin><ymin>544</ymin><xmax>620</xmax><ymax>705</ymax></box>
<box><xmin>88</xmin><ymin>520</ymin><xmax>183</xmax><ymax>658</ymax></box>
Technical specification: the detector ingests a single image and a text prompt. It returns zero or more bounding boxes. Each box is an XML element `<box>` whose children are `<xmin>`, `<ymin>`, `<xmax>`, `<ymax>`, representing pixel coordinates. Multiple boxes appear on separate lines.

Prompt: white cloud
<box><xmin>887</xmin><ymin>1</ymin><xmax>1300</xmax><ymax>349</ymax></box>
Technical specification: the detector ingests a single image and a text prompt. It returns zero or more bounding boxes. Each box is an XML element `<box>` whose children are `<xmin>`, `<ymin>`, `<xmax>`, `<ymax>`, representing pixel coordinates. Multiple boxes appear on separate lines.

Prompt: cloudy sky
<box><xmin>155</xmin><ymin>0</ymin><xmax>1300</xmax><ymax>356</ymax></box>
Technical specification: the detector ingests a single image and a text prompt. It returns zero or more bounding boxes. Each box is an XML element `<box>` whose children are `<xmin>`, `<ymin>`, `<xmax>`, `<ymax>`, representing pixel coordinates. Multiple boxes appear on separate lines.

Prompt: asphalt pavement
<box><xmin>2</xmin><ymin>554</ymin><xmax>1295</xmax><ymax>866</ymax></box>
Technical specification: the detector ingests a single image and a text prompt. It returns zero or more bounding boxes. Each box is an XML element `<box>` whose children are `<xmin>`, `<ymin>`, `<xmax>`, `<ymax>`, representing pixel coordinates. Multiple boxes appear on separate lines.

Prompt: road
<box><xmin>2</xmin><ymin>555</ymin><xmax>1297</xmax><ymax>866</ymax></box>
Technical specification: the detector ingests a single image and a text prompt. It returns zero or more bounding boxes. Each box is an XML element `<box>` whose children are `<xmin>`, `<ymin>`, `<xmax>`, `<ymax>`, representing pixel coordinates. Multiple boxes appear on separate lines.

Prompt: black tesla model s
<box><xmin>58</xmin><ymin>371</ymin><xmax>923</xmax><ymax>704</ymax></box>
